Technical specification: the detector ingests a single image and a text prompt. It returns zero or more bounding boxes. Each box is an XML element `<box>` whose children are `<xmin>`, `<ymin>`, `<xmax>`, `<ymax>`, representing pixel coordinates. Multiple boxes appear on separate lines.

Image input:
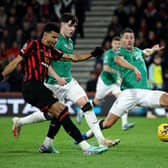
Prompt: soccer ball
<box><xmin>157</xmin><ymin>123</ymin><xmax>168</xmax><ymax>142</ymax></box>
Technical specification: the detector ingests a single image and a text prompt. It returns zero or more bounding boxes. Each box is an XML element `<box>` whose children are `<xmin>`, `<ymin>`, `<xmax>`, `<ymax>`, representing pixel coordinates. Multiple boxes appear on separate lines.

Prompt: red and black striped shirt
<box><xmin>20</xmin><ymin>40</ymin><xmax>62</xmax><ymax>82</ymax></box>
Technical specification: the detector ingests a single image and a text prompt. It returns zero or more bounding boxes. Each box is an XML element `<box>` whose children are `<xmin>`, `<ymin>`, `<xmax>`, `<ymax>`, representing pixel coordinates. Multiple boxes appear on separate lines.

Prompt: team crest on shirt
<box><xmin>132</xmin><ymin>50</ymin><xmax>143</xmax><ymax>61</ymax></box>
<box><xmin>116</xmin><ymin>47</ymin><xmax>121</xmax><ymax>54</ymax></box>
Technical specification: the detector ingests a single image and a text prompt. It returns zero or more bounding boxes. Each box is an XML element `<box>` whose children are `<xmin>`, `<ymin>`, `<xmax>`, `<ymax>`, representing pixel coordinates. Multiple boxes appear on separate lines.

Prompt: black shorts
<box><xmin>22</xmin><ymin>80</ymin><xmax>58</xmax><ymax>113</ymax></box>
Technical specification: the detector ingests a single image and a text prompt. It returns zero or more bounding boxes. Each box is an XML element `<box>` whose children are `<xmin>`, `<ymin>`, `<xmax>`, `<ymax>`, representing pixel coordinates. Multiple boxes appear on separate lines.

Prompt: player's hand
<box><xmin>91</xmin><ymin>47</ymin><xmax>104</xmax><ymax>57</ymax></box>
<box><xmin>57</xmin><ymin>77</ymin><xmax>67</xmax><ymax>86</ymax></box>
<box><xmin>0</xmin><ymin>73</ymin><xmax>4</xmax><ymax>81</ymax></box>
<box><xmin>152</xmin><ymin>44</ymin><xmax>164</xmax><ymax>52</ymax></box>
<box><xmin>133</xmin><ymin>68</ymin><xmax>141</xmax><ymax>81</ymax></box>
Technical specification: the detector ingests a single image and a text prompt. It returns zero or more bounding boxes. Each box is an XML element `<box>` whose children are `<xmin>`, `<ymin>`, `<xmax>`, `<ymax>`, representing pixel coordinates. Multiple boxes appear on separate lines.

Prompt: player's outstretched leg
<box><xmin>121</xmin><ymin>113</ymin><xmax>135</xmax><ymax>131</ymax></box>
<box><xmin>74</xmin><ymin>119</ymin><xmax>120</xmax><ymax>147</ymax></box>
<box><xmin>80</xmin><ymin>101</ymin><xmax>120</xmax><ymax>147</ymax></box>
<box><xmin>42</xmin><ymin>104</ymin><xmax>108</xmax><ymax>155</ymax></box>
<box><xmin>12</xmin><ymin>111</ymin><xmax>49</xmax><ymax>137</ymax></box>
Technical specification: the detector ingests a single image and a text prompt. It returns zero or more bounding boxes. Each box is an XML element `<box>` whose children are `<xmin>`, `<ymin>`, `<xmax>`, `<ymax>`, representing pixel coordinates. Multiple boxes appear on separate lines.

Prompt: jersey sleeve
<box><xmin>103</xmin><ymin>52</ymin><xmax>113</xmax><ymax>65</ymax></box>
<box><xmin>20</xmin><ymin>40</ymin><xmax>34</xmax><ymax>58</ymax></box>
<box><xmin>103</xmin><ymin>53</ymin><xmax>109</xmax><ymax>65</ymax></box>
<box><xmin>51</xmin><ymin>48</ymin><xmax>63</xmax><ymax>60</ymax></box>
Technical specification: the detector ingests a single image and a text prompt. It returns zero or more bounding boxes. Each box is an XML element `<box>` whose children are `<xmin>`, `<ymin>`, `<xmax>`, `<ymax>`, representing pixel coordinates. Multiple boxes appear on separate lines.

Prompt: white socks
<box><xmin>121</xmin><ymin>113</ymin><xmax>128</xmax><ymax>127</ymax></box>
<box><xmin>85</xmin><ymin>129</ymin><xmax>94</xmax><ymax>139</ymax></box>
<box><xmin>44</xmin><ymin>137</ymin><xmax>91</xmax><ymax>151</ymax></box>
<box><xmin>85</xmin><ymin>113</ymin><xmax>129</xmax><ymax>138</ymax></box>
<box><xmin>79</xmin><ymin>141</ymin><xmax>90</xmax><ymax>151</ymax></box>
<box><xmin>19</xmin><ymin>111</ymin><xmax>47</xmax><ymax>126</ymax></box>
<box><xmin>43</xmin><ymin>137</ymin><xmax>53</xmax><ymax>148</ymax></box>
<box><xmin>83</xmin><ymin>110</ymin><xmax>105</xmax><ymax>145</ymax></box>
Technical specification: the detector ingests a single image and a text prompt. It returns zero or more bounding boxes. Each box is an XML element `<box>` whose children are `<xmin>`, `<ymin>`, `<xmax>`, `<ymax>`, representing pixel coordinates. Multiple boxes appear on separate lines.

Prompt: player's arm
<box><xmin>0</xmin><ymin>55</ymin><xmax>23</xmax><ymax>81</ymax></box>
<box><xmin>103</xmin><ymin>64</ymin><xmax>119</xmax><ymax>74</ymax></box>
<box><xmin>143</xmin><ymin>44</ymin><xmax>164</xmax><ymax>57</ymax></box>
<box><xmin>51</xmin><ymin>48</ymin><xmax>92</xmax><ymax>62</ymax></box>
<box><xmin>61</xmin><ymin>53</ymin><xmax>92</xmax><ymax>62</ymax></box>
<box><xmin>48</xmin><ymin>65</ymin><xmax>67</xmax><ymax>85</ymax></box>
<box><xmin>115</xmin><ymin>55</ymin><xmax>141</xmax><ymax>81</ymax></box>
<box><xmin>60</xmin><ymin>47</ymin><xmax>104</xmax><ymax>62</ymax></box>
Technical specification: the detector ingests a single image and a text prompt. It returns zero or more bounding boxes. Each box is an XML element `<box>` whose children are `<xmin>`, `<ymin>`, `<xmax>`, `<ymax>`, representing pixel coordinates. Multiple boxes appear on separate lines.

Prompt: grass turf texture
<box><xmin>0</xmin><ymin>116</ymin><xmax>167</xmax><ymax>168</ymax></box>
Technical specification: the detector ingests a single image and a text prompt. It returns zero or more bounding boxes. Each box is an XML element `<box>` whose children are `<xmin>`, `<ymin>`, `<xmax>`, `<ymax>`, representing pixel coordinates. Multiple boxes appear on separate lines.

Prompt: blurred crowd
<box><xmin>0</xmin><ymin>0</ymin><xmax>90</xmax><ymax>92</ymax></box>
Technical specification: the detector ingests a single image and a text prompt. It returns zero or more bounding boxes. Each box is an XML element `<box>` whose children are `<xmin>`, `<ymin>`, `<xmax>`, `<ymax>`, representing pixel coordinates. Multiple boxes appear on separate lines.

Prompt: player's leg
<box><xmin>84</xmin><ymin>111</ymin><xmax>119</xmax><ymax>139</ymax></box>
<box><xmin>146</xmin><ymin>108</ymin><xmax>157</xmax><ymax>119</ymax></box>
<box><xmin>112</xmin><ymin>84</ymin><xmax>135</xmax><ymax>130</ymax></box>
<box><xmin>121</xmin><ymin>112</ymin><xmax>134</xmax><ymax>130</ymax></box>
<box><xmin>12</xmin><ymin>111</ymin><xmax>51</xmax><ymax>137</ymax></box>
<box><xmin>85</xmin><ymin>89</ymin><xmax>136</xmax><ymax>139</ymax></box>
<box><xmin>92</xmin><ymin>76</ymin><xmax>108</xmax><ymax>106</ymax></box>
<box><xmin>39</xmin><ymin>117</ymin><xmax>61</xmax><ymax>153</ymax></box>
<box><xmin>86</xmin><ymin>77</ymin><xmax>114</xmax><ymax>139</ymax></box>
<box><xmin>78</xmin><ymin>97</ymin><xmax>120</xmax><ymax>147</ymax></box>
<box><xmin>137</xmin><ymin>89</ymin><xmax>168</xmax><ymax>109</ymax></box>
<box><xmin>23</xmin><ymin>81</ymin><xmax>107</xmax><ymax>154</ymax></box>
<box><xmin>48</xmin><ymin>102</ymin><xmax>108</xmax><ymax>154</ymax></box>
<box><xmin>94</xmin><ymin>77</ymin><xmax>134</xmax><ymax>130</ymax></box>
<box><xmin>13</xmin><ymin>81</ymin><xmax>63</xmax><ymax>137</ymax></box>
<box><xmin>94</xmin><ymin>79</ymin><xmax>134</xmax><ymax>131</ymax></box>
<box><xmin>41</xmin><ymin>83</ymin><xmax>103</xmax><ymax>153</ymax></box>
<box><xmin>159</xmin><ymin>92</ymin><xmax>168</xmax><ymax>107</ymax></box>
<box><xmin>41</xmin><ymin>83</ymin><xmax>108</xmax><ymax>154</ymax></box>
<box><xmin>38</xmin><ymin>82</ymin><xmax>66</xmax><ymax>152</ymax></box>
<box><xmin>101</xmin><ymin>90</ymin><xmax>136</xmax><ymax>129</ymax></box>
<box><xmin>66</xmin><ymin>79</ymin><xmax>119</xmax><ymax>147</ymax></box>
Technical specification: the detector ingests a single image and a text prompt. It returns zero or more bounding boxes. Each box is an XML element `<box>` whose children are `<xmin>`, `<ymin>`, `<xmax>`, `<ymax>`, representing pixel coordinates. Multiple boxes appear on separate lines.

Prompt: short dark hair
<box><xmin>61</xmin><ymin>13</ymin><xmax>78</xmax><ymax>24</ymax></box>
<box><xmin>120</xmin><ymin>28</ymin><xmax>134</xmax><ymax>37</ymax></box>
<box><xmin>43</xmin><ymin>22</ymin><xmax>60</xmax><ymax>33</ymax></box>
<box><xmin>112</xmin><ymin>36</ymin><xmax>120</xmax><ymax>41</ymax></box>
<box><xmin>41</xmin><ymin>22</ymin><xmax>60</xmax><ymax>37</ymax></box>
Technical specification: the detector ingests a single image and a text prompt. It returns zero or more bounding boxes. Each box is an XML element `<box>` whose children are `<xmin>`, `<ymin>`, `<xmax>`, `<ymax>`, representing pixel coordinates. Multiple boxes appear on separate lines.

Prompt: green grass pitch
<box><xmin>0</xmin><ymin>116</ymin><xmax>167</xmax><ymax>168</ymax></box>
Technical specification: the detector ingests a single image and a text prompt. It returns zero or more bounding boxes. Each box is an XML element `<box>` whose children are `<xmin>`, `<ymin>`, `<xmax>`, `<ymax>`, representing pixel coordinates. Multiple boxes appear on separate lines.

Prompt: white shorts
<box><xmin>95</xmin><ymin>77</ymin><xmax>121</xmax><ymax>100</ymax></box>
<box><xmin>44</xmin><ymin>78</ymin><xmax>87</xmax><ymax>103</ymax></box>
<box><xmin>110</xmin><ymin>89</ymin><xmax>165</xmax><ymax>117</ymax></box>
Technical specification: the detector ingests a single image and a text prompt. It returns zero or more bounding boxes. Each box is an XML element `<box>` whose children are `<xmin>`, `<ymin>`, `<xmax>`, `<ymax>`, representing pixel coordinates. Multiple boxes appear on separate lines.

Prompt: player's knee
<box><xmin>50</xmin><ymin>101</ymin><xmax>67</xmax><ymax>117</ymax></box>
<box><xmin>160</xmin><ymin>93</ymin><xmax>168</xmax><ymax>107</ymax></box>
<box><xmin>58</xmin><ymin>107</ymin><xmax>69</xmax><ymax>122</ymax></box>
<box><xmin>81</xmin><ymin>102</ymin><xmax>92</xmax><ymax>112</ymax></box>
